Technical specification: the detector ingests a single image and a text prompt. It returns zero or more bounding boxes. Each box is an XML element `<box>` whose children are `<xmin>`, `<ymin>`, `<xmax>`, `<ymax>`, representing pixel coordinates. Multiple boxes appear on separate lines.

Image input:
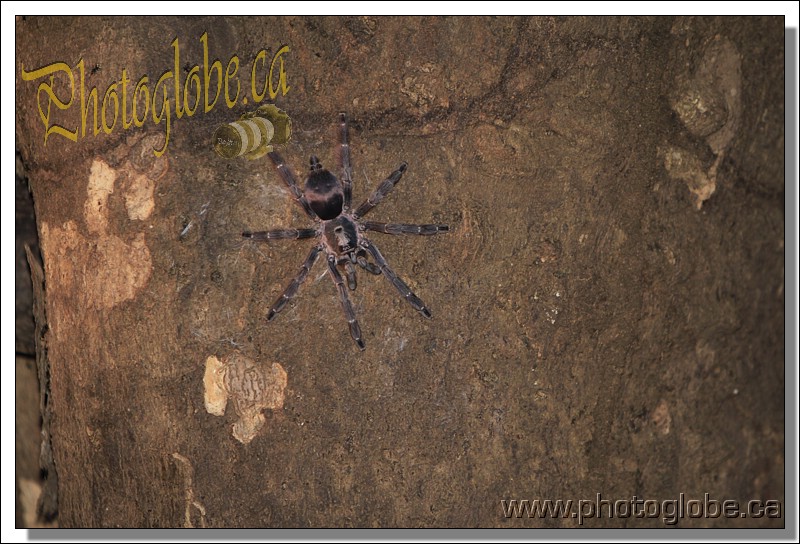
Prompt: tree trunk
<box><xmin>16</xmin><ymin>16</ymin><xmax>785</xmax><ymax>528</ymax></box>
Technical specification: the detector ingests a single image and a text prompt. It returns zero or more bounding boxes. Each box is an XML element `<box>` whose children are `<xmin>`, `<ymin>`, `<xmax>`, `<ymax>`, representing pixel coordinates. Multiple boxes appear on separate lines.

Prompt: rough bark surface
<box><xmin>15</xmin><ymin>16</ymin><xmax>784</xmax><ymax>528</ymax></box>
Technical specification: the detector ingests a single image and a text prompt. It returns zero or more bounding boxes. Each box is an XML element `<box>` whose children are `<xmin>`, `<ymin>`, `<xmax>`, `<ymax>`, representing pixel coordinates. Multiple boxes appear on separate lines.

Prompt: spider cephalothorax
<box><xmin>243</xmin><ymin>112</ymin><xmax>448</xmax><ymax>350</ymax></box>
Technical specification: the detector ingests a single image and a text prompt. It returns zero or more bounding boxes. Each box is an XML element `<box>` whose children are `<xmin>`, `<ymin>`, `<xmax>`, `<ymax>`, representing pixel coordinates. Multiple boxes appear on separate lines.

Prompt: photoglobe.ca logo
<box><xmin>501</xmin><ymin>493</ymin><xmax>782</xmax><ymax>526</ymax></box>
<box><xmin>19</xmin><ymin>32</ymin><xmax>290</xmax><ymax>157</ymax></box>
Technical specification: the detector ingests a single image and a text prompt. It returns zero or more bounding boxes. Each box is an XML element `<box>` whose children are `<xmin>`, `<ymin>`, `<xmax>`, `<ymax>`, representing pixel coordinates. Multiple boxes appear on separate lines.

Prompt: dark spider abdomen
<box><xmin>305</xmin><ymin>168</ymin><xmax>343</xmax><ymax>220</ymax></box>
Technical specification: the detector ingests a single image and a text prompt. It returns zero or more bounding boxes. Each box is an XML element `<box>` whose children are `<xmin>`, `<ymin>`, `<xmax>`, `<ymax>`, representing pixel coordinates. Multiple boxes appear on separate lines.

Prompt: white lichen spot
<box><xmin>203</xmin><ymin>353</ymin><xmax>288</xmax><ymax>444</ymax></box>
<box><xmin>124</xmin><ymin>173</ymin><xmax>155</xmax><ymax>220</ymax></box>
<box><xmin>85</xmin><ymin>159</ymin><xmax>116</xmax><ymax>234</ymax></box>
<box><xmin>203</xmin><ymin>355</ymin><xmax>228</xmax><ymax>416</ymax></box>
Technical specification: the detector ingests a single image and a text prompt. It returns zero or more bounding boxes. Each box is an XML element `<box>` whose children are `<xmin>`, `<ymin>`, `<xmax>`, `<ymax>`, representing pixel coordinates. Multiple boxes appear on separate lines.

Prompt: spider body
<box><xmin>305</xmin><ymin>155</ymin><xmax>344</xmax><ymax>220</ymax></box>
<box><xmin>243</xmin><ymin>113</ymin><xmax>448</xmax><ymax>350</ymax></box>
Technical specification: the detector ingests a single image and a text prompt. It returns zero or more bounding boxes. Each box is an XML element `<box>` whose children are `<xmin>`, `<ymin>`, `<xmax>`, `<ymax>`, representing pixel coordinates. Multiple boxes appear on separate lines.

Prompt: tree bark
<box><xmin>16</xmin><ymin>16</ymin><xmax>785</xmax><ymax>528</ymax></box>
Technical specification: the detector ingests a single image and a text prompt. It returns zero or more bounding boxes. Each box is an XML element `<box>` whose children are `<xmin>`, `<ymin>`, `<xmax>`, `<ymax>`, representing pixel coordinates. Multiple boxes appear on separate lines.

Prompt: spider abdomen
<box><xmin>305</xmin><ymin>168</ymin><xmax>343</xmax><ymax>220</ymax></box>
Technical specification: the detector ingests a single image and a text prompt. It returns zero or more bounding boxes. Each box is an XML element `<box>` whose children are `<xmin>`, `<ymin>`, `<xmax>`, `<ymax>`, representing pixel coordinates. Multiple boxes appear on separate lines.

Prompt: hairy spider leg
<box><xmin>267</xmin><ymin>245</ymin><xmax>322</xmax><ymax>321</ymax></box>
<box><xmin>326</xmin><ymin>254</ymin><xmax>366</xmax><ymax>350</ymax></box>
<box><xmin>353</xmin><ymin>162</ymin><xmax>408</xmax><ymax>218</ymax></box>
<box><xmin>362</xmin><ymin>240</ymin><xmax>433</xmax><ymax>318</ymax></box>
<box><xmin>338</xmin><ymin>112</ymin><xmax>353</xmax><ymax>211</ymax></box>
<box><xmin>356</xmin><ymin>252</ymin><xmax>381</xmax><ymax>275</ymax></box>
<box><xmin>362</xmin><ymin>222</ymin><xmax>449</xmax><ymax>236</ymax></box>
<box><xmin>337</xmin><ymin>255</ymin><xmax>358</xmax><ymax>290</ymax></box>
<box><xmin>268</xmin><ymin>151</ymin><xmax>318</xmax><ymax>220</ymax></box>
<box><xmin>242</xmin><ymin>228</ymin><xmax>318</xmax><ymax>241</ymax></box>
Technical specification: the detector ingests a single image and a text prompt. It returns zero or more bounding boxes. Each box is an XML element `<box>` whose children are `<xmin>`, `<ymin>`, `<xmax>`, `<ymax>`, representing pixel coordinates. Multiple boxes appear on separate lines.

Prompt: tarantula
<box><xmin>243</xmin><ymin>112</ymin><xmax>449</xmax><ymax>350</ymax></box>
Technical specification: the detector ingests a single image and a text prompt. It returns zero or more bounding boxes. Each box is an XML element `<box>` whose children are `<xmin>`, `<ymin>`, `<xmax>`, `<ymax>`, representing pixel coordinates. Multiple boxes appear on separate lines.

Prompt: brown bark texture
<box><xmin>15</xmin><ymin>16</ymin><xmax>785</xmax><ymax>528</ymax></box>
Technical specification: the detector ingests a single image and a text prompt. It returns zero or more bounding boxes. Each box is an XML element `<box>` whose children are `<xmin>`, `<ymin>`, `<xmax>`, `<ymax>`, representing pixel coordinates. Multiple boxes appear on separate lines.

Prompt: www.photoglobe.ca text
<box><xmin>501</xmin><ymin>493</ymin><xmax>782</xmax><ymax>525</ymax></box>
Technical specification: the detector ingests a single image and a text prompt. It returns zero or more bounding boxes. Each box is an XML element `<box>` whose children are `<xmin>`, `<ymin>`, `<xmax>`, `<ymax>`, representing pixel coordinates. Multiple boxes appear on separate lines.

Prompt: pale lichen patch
<box><xmin>85</xmin><ymin>159</ymin><xmax>116</xmax><ymax>234</ymax></box>
<box><xmin>203</xmin><ymin>353</ymin><xmax>288</xmax><ymax>444</ymax></box>
<box><xmin>665</xmin><ymin>36</ymin><xmax>742</xmax><ymax>210</ymax></box>
<box><xmin>203</xmin><ymin>355</ymin><xmax>228</xmax><ymax>416</ymax></box>
<box><xmin>124</xmin><ymin>173</ymin><xmax>156</xmax><ymax>221</ymax></box>
<box><xmin>659</xmin><ymin>145</ymin><xmax>719</xmax><ymax>210</ymax></box>
<box><xmin>170</xmin><ymin>453</ymin><xmax>207</xmax><ymax>528</ymax></box>
<box><xmin>38</xmin><ymin>159</ymin><xmax>154</xmax><ymax>323</ymax></box>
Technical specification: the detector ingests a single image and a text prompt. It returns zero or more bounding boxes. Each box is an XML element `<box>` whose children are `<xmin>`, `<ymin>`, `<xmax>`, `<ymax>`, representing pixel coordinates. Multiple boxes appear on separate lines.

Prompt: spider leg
<box><xmin>356</xmin><ymin>252</ymin><xmax>381</xmax><ymax>275</ymax></box>
<box><xmin>337</xmin><ymin>255</ymin><xmax>358</xmax><ymax>290</ymax></box>
<box><xmin>362</xmin><ymin>240</ymin><xmax>432</xmax><ymax>318</ymax></box>
<box><xmin>267</xmin><ymin>244</ymin><xmax>322</xmax><ymax>321</ymax></box>
<box><xmin>243</xmin><ymin>228</ymin><xmax>317</xmax><ymax>241</ymax></box>
<box><xmin>268</xmin><ymin>151</ymin><xmax>318</xmax><ymax>220</ymax></box>
<box><xmin>363</xmin><ymin>221</ymin><xmax>449</xmax><ymax>236</ymax></box>
<box><xmin>353</xmin><ymin>162</ymin><xmax>408</xmax><ymax>218</ymax></box>
<box><xmin>338</xmin><ymin>112</ymin><xmax>353</xmax><ymax>211</ymax></box>
<box><xmin>326</xmin><ymin>254</ymin><xmax>365</xmax><ymax>350</ymax></box>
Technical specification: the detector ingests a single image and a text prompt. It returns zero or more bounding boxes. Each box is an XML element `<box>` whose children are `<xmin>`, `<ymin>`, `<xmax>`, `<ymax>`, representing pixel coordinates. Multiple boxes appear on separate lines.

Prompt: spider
<box><xmin>243</xmin><ymin>112</ymin><xmax>449</xmax><ymax>350</ymax></box>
